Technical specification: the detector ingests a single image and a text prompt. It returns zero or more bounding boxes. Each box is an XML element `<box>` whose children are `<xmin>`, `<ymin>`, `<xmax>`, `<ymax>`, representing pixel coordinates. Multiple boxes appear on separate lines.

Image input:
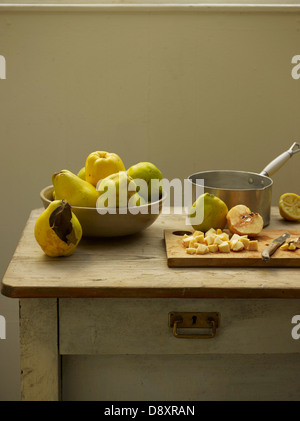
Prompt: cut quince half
<box><xmin>226</xmin><ymin>204</ymin><xmax>263</xmax><ymax>237</ymax></box>
<box><xmin>279</xmin><ymin>193</ymin><xmax>300</xmax><ymax>222</ymax></box>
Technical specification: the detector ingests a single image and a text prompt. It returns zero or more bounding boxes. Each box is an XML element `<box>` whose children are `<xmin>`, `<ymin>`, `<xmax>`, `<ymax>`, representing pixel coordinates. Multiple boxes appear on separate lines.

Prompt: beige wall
<box><xmin>0</xmin><ymin>5</ymin><xmax>300</xmax><ymax>400</ymax></box>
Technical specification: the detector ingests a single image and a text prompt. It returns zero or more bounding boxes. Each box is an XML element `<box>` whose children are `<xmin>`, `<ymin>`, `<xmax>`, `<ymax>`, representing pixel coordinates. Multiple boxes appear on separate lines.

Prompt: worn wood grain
<box><xmin>19</xmin><ymin>298</ymin><xmax>60</xmax><ymax>401</ymax></box>
<box><xmin>1</xmin><ymin>207</ymin><xmax>300</xmax><ymax>298</ymax></box>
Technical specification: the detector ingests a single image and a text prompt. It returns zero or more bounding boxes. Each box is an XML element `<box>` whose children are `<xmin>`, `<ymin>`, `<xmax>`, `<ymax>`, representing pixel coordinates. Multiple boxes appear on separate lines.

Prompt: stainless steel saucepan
<box><xmin>188</xmin><ymin>142</ymin><xmax>300</xmax><ymax>226</ymax></box>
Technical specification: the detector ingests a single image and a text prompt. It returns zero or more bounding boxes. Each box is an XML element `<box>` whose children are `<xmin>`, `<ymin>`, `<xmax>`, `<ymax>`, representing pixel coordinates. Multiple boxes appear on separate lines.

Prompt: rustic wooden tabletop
<box><xmin>1</xmin><ymin>206</ymin><xmax>300</xmax><ymax>299</ymax></box>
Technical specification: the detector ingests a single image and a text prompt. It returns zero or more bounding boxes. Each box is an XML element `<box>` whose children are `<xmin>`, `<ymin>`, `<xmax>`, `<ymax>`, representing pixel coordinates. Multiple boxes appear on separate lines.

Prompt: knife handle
<box><xmin>262</xmin><ymin>242</ymin><xmax>280</xmax><ymax>262</ymax></box>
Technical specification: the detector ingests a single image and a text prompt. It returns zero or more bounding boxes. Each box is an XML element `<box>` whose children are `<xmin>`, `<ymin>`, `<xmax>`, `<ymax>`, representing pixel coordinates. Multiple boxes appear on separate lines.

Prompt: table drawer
<box><xmin>62</xmin><ymin>354</ymin><xmax>300</xmax><ymax>401</ymax></box>
<box><xmin>59</xmin><ymin>298</ymin><xmax>300</xmax><ymax>355</ymax></box>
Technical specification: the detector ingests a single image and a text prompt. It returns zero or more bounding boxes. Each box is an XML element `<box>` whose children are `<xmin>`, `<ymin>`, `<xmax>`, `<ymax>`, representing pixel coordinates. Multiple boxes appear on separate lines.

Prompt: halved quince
<box><xmin>226</xmin><ymin>205</ymin><xmax>263</xmax><ymax>237</ymax></box>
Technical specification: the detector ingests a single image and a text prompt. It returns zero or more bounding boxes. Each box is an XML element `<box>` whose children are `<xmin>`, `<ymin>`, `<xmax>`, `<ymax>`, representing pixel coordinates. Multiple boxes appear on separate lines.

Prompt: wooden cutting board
<box><xmin>164</xmin><ymin>228</ymin><xmax>300</xmax><ymax>267</ymax></box>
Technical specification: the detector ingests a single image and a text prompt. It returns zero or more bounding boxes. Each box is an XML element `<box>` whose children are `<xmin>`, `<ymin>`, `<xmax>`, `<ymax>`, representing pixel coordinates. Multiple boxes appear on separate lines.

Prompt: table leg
<box><xmin>19</xmin><ymin>298</ymin><xmax>60</xmax><ymax>401</ymax></box>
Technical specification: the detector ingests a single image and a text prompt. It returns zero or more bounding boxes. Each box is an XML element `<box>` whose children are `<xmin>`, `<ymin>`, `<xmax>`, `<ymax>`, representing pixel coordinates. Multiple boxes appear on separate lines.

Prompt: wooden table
<box><xmin>1</xmin><ymin>207</ymin><xmax>300</xmax><ymax>401</ymax></box>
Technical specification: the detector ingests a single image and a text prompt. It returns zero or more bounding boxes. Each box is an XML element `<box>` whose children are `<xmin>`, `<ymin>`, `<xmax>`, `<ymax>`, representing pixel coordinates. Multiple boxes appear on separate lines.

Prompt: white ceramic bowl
<box><xmin>40</xmin><ymin>185</ymin><xmax>166</xmax><ymax>237</ymax></box>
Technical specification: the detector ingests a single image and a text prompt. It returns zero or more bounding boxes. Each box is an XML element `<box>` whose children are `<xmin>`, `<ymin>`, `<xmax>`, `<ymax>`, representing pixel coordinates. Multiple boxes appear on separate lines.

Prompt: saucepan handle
<box><xmin>260</xmin><ymin>142</ymin><xmax>300</xmax><ymax>177</ymax></box>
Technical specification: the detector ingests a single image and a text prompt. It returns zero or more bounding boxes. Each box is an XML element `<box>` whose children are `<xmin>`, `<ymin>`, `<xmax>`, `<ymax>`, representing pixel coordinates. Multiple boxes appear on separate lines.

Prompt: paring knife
<box><xmin>261</xmin><ymin>232</ymin><xmax>290</xmax><ymax>262</ymax></box>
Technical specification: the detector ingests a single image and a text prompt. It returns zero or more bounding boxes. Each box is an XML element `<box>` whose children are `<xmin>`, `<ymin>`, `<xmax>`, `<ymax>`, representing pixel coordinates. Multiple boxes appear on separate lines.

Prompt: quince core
<box><xmin>226</xmin><ymin>204</ymin><xmax>263</xmax><ymax>236</ymax></box>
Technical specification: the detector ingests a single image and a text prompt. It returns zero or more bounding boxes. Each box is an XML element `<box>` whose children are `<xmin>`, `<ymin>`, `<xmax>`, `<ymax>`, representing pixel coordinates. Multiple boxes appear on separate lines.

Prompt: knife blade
<box><xmin>261</xmin><ymin>232</ymin><xmax>290</xmax><ymax>262</ymax></box>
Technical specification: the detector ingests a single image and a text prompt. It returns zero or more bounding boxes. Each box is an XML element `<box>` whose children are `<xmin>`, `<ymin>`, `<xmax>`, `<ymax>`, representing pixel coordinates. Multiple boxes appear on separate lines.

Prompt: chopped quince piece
<box><xmin>230</xmin><ymin>233</ymin><xmax>241</xmax><ymax>242</ymax></box>
<box><xmin>218</xmin><ymin>232</ymin><xmax>229</xmax><ymax>242</ymax></box>
<box><xmin>231</xmin><ymin>240</ymin><xmax>244</xmax><ymax>252</ymax></box>
<box><xmin>194</xmin><ymin>234</ymin><xmax>205</xmax><ymax>244</ymax></box>
<box><xmin>239</xmin><ymin>237</ymin><xmax>250</xmax><ymax>249</ymax></box>
<box><xmin>287</xmin><ymin>238</ymin><xmax>300</xmax><ymax>249</ymax></box>
<box><xmin>196</xmin><ymin>244</ymin><xmax>209</xmax><ymax>255</ymax></box>
<box><xmin>208</xmin><ymin>244</ymin><xmax>219</xmax><ymax>253</ymax></box>
<box><xmin>186</xmin><ymin>247</ymin><xmax>197</xmax><ymax>255</ymax></box>
<box><xmin>248</xmin><ymin>240</ymin><xmax>258</xmax><ymax>251</ymax></box>
<box><xmin>205</xmin><ymin>235</ymin><xmax>215</xmax><ymax>245</ymax></box>
<box><xmin>189</xmin><ymin>238</ymin><xmax>198</xmax><ymax>248</ymax></box>
<box><xmin>182</xmin><ymin>238</ymin><xmax>190</xmax><ymax>248</ymax></box>
<box><xmin>193</xmin><ymin>230</ymin><xmax>204</xmax><ymax>237</ymax></box>
<box><xmin>218</xmin><ymin>241</ymin><xmax>230</xmax><ymax>253</ymax></box>
<box><xmin>216</xmin><ymin>228</ymin><xmax>223</xmax><ymax>235</ymax></box>
<box><xmin>229</xmin><ymin>239</ymin><xmax>239</xmax><ymax>250</ymax></box>
<box><xmin>214</xmin><ymin>236</ymin><xmax>223</xmax><ymax>245</ymax></box>
<box><xmin>205</xmin><ymin>228</ymin><xmax>216</xmax><ymax>237</ymax></box>
<box><xmin>294</xmin><ymin>238</ymin><xmax>300</xmax><ymax>248</ymax></box>
<box><xmin>182</xmin><ymin>236</ymin><xmax>194</xmax><ymax>248</ymax></box>
<box><xmin>281</xmin><ymin>239</ymin><xmax>299</xmax><ymax>251</ymax></box>
<box><xmin>288</xmin><ymin>242</ymin><xmax>297</xmax><ymax>251</ymax></box>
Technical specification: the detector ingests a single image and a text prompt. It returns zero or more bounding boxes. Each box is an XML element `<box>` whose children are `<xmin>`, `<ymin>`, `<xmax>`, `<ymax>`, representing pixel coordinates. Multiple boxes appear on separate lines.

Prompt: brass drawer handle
<box><xmin>168</xmin><ymin>312</ymin><xmax>220</xmax><ymax>339</ymax></box>
<box><xmin>173</xmin><ymin>319</ymin><xmax>216</xmax><ymax>339</ymax></box>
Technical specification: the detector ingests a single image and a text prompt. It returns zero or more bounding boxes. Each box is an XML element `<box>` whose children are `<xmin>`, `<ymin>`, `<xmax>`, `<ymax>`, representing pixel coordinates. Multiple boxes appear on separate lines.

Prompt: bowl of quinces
<box><xmin>39</xmin><ymin>151</ymin><xmax>166</xmax><ymax>240</ymax></box>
